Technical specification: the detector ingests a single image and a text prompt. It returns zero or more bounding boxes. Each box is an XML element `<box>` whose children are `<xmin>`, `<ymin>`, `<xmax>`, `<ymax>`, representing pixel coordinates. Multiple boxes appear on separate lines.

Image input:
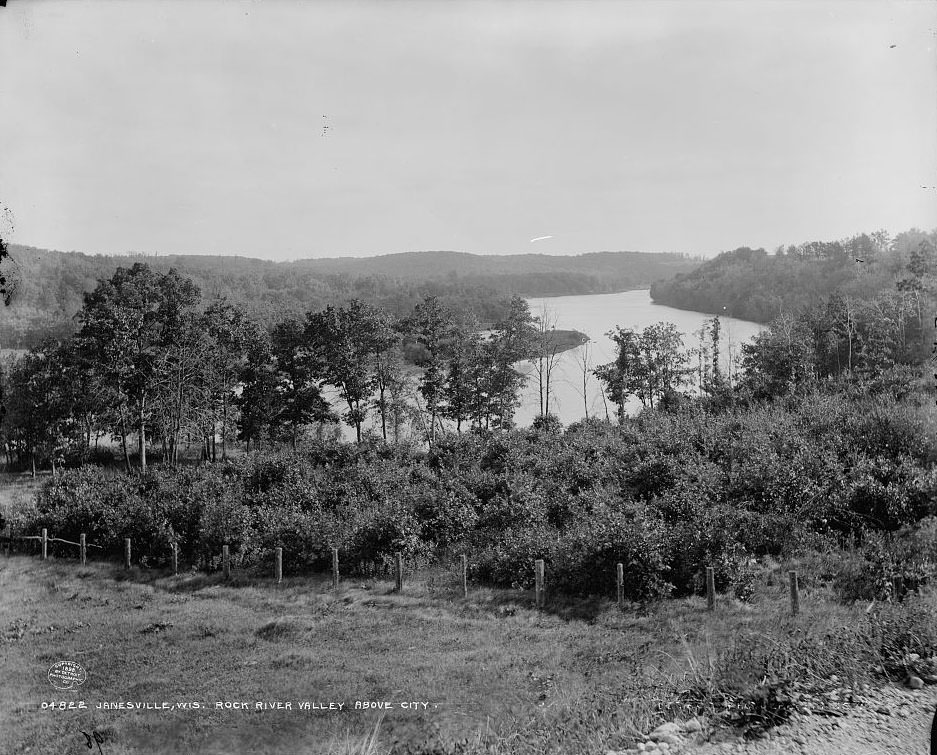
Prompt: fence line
<box><xmin>3</xmin><ymin>527</ymin><xmax>823</xmax><ymax>616</ymax></box>
<box><xmin>1</xmin><ymin>532</ymin><xmax>104</xmax><ymax>548</ymax></box>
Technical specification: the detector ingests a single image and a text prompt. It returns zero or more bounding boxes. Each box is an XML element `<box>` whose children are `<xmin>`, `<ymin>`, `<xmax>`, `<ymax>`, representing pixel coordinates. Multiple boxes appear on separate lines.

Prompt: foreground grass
<box><xmin>0</xmin><ymin>551</ymin><xmax>924</xmax><ymax>755</ymax></box>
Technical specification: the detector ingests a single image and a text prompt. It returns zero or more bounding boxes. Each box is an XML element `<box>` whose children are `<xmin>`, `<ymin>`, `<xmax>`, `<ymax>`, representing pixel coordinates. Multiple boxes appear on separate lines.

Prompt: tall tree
<box><xmin>235</xmin><ymin>329</ymin><xmax>278</xmax><ymax>452</ymax></box>
<box><xmin>595</xmin><ymin>326</ymin><xmax>641</xmax><ymax>421</ymax></box>
<box><xmin>373</xmin><ymin>331</ymin><xmax>405</xmax><ymax>442</ymax></box>
<box><xmin>739</xmin><ymin>312</ymin><xmax>816</xmax><ymax>399</ymax></box>
<box><xmin>487</xmin><ymin>296</ymin><xmax>535</xmax><ymax>430</ymax></box>
<box><xmin>406</xmin><ymin>296</ymin><xmax>454</xmax><ymax>443</ymax></box>
<box><xmin>443</xmin><ymin>316</ymin><xmax>482</xmax><ymax>433</ymax></box>
<box><xmin>572</xmin><ymin>340</ymin><xmax>595</xmax><ymax>420</ymax></box>
<box><xmin>531</xmin><ymin>304</ymin><xmax>561</xmax><ymax>419</ymax></box>
<box><xmin>307</xmin><ymin>300</ymin><xmax>397</xmax><ymax>443</ymax></box>
<box><xmin>76</xmin><ymin>264</ymin><xmax>200</xmax><ymax>474</ymax></box>
<box><xmin>596</xmin><ymin>322</ymin><xmax>691</xmax><ymax>413</ymax></box>
<box><xmin>203</xmin><ymin>300</ymin><xmax>259</xmax><ymax>460</ymax></box>
<box><xmin>269</xmin><ymin>319</ymin><xmax>335</xmax><ymax>449</ymax></box>
<box><xmin>4</xmin><ymin>347</ymin><xmax>67</xmax><ymax>475</ymax></box>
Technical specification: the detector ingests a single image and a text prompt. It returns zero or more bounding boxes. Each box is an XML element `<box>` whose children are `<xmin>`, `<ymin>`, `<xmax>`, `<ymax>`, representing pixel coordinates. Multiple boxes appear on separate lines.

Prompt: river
<box><xmin>328</xmin><ymin>289</ymin><xmax>763</xmax><ymax>439</ymax></box>
<box><xmin>515</xmin><ymin>289</ymin><xmax>764</xmax><ymax>427</ymax></box>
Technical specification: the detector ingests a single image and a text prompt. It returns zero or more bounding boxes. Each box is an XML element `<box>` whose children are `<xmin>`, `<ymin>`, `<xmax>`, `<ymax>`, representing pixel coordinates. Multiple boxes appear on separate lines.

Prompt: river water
<box><xmin>329</xmin><ymin>289</ymin><xmax>763</xmax><ymax>439</ymax></box>
<box><xmin>515</xmin><ymin>289</ymin><xmax>764</xmax><ymax>427</ymax></box>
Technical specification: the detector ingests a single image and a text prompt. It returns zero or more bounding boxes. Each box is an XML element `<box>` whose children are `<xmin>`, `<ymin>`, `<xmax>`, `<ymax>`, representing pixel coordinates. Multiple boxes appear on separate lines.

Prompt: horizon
<box><xmin>1</xmin><ymin>1</ymin><xmax>935</xmax><ymax>261</ymax></box>
<box><xmin>8</xmin><ymin>242</ymin><xmax>702</xmax><ymax>263</ymax></box>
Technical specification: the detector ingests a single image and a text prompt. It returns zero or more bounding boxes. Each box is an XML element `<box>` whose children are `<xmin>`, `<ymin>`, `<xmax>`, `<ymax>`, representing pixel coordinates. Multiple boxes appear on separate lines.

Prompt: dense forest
<box><xmin>0</xmin><ymin>245</ymin><xmax>696</xmax><ymax>348</ymax></box>
<box><xmin>650</xmin><ymin>228</ymin><xmax>936</xmax><ymax>324</ymax></box>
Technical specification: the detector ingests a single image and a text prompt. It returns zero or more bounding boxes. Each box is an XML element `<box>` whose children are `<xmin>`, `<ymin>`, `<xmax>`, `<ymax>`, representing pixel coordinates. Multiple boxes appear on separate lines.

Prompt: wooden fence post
<box><xmin>80</xmin><ymin>533</ymin><xmax>87</xmax><ymax>566</ymax></box>
<box><xmin>892</xmin><ymin>575</ymin><xmax>902</xmax><ymax>603</ymax></box>
<box><xmin>222</xmin><ymin>545</ymin><xmax>230</xmax><ymax>580</ymax></box>
<box><xmin>171</xmin><ymin>542</ymin><xmax>178</xmax><ymax>575</ymax></box>
<box><xmin>535</xmin><ymin>559</ymin><xmax>545</xmax><ymax>609</ymax></box>
<box><xmin>395</xmin><ymin>552</ymin><xmax>403</xmax><ymax>592</ymax></box>
<box><xmin>332</xmin><ymin>547</ymin><xmax>339</xmax><ymax>590</ymax></box>
<box><xmin>789</xmin><ymin>570</ymin><xmax>800</xmax><ymax>615</ymax></box>
<box><xmin>124</xmin><ymin>538</ymin><xmax>131</xmax><ymax>570</ymax></box>
<box><xmin>41</xmin><ymin>528</ymin><xmax>48</xmax><ymax>560</ymax></box>
<box><xmin>616</xmin><ymin>562</ymin><xmax>624</xmax><ymax>607</ymax></box>
<box><xmin>275</xmin><ymin>547</ymin><xmax>283</xmax><ymax>586</ymax></box>
<box><xmin>461</xmin><ymin>554</ymin><xmax>468</xmax><ymax>598</ymax></box>
<box><xmin>706</xmin><ymin>566</ymin><xmax>715</xmax><ymax>611</ymax></box>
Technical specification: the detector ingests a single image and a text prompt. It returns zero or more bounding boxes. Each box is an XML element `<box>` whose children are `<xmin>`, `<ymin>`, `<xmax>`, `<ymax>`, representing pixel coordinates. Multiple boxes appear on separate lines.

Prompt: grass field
<box><xmin>1</xmin><ymin>536</ymin><xmax>918</xmax><ymax>755</ymax></box>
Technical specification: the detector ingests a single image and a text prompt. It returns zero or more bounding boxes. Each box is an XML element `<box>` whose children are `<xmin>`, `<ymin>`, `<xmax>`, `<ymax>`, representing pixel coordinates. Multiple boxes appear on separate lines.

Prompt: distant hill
<box><xmin>0</xmin><ymin>246</ymin><xmax>697</xmax><ymax>347</ymax></box>
<box><xmin>649</xmin><ymin>229</ymin><xmax>937</xmax><ymax>323</ymax></box>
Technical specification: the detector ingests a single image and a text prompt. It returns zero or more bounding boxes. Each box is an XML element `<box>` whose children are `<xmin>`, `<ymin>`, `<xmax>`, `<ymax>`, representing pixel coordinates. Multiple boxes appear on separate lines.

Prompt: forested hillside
<box><xmin>650</xmin><ymin>229</ymin><xmax>936</xmax><ymax>323</ymax></box>
<box><xmin>0</xmin><ymin>245</ymin><xmax>696</xmax><ymax>347</ymax></box>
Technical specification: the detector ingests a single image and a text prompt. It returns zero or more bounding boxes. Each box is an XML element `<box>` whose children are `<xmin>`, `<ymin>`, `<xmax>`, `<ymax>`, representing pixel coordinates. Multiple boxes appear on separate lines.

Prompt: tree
<box><xmin>572</xmin><ymin>339</ymin><xmax>595</xmax><ymax>420</ymax></box>
<box><xmin>739</xmin><ymin>312</ymin><xmax>816</xmax><ymax>399</ymax></box>
<box><xmin>636</xmin><ymin>323</ymin><xmax>691</xmax><ymax>408</ymax></box>
<box><xmin>307</xmin><ymin>300</ymin><xmax>397</xmax><ymax>443</ymax></box>
<box><xmin>5</xmin><ymin>348</ymin><xmax>66</xmax><ymax>475</ymax></box>
<box><xmin>201</xmin><ymin>300</ymin><xmax>259</xmax><ymax>461</ymax></box>
<box><xmin>468</xmin><ymin>337</ymin><xmax>497</xmax><ymax>431</ymax></box>
<box><xmin>595</xmin><ymin>326</ymin><xmax>641</xmax><ymax>421</ymax></box>
<box><xmin>235</xmin><ymin>329</ymin><xmax>278</xmax><ymax>452</ymax></box>
<box><xmin>596</xmin><ymin>322</ymin><xmax>691</xmax><ymax>414</ymax></box>
<box><xmin>76</xmin><ymin>264</ymin><xmax>201</xmax><ymax>474</ymax></box>
<box><xmin>443</xmin><ymin>316</ymin><xmax>482</xmax><ymax>433</ymax></box>
<box><xmin>372</xmin><ymin>322</ymin><xmax>405</xmax><ymax>442</ymax></box>
<box><xmin>406</xmin><ymin>297</ymin><xmax>454</xmax><ymax>443</ymax></box>
<box><xmin>487</xmin><ymin>297</ymin><xmax>535</xmax><ymax>430</ymax></box>
<box><xmin>269</xmin><ymin>319</ymin><xmax>335</xmax><ymax>449</ymax></box>
<box><xmin>531</xmin><ymin>304</ymin><xmax>561</xmax><ymax>418</ymax></box>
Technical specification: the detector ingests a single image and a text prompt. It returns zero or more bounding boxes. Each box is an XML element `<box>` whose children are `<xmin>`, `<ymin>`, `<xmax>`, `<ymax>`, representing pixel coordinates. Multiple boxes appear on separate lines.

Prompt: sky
<box><xmin>0</xmin><ymin>0</ymin><xmax>935</xmax><ymax>261</ymax></box>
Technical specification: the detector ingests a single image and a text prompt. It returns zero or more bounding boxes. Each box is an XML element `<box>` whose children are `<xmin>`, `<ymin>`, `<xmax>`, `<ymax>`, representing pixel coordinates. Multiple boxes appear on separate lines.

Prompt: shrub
<box><xmin>866</xmin><ymin>594</ymin><xmax>937</xmax><ymax>679</ymax></box>
<box><xmin>548</xmin><ymin>504</ymin><xmax>672</xmax><ymax>601</ymax></box>
<box><xmin>833</xmin><ymin>519</ymin><xmax>937</xmax><ymax>602</ymax></box>
<box><xmin>664</xmin><ymin>505</ymin><xmax>753</xmax><ymax>597</ymax></box>
<box><xmin>33</xmin><ymin>467</ymin><xmax>173</xmax><ymax>565</ymax></box>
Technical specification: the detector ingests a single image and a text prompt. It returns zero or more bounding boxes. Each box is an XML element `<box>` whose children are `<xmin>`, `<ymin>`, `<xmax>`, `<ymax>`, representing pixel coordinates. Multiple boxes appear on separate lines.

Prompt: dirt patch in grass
<box><xmin>255</xmin><ymin>615</ymin><xmax>321</xmax><ymax>641</ymax></box>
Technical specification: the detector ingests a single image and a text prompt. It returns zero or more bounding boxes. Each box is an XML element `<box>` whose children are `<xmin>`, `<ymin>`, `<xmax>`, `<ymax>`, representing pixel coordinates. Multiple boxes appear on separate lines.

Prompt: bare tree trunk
<box><xmin>119</xmin><ymin>410</ymin><xmax>132</xmax><ymax>474</ymax></box>
<box><xmin>545</xmin><ymin>347</ymin><xmax>556</xmax><ymax>417</ymax></box>
<box><xmin>538</xmin><ymin>355</ymin><xmax>545</xmax><ymax>416</ymax></box>
<box><xmin>221</xmin><ymin>391</ymin><xmax>228</xmax><ymax>460</ymax></box>
<box><xmin>379</xmin><ymin>387</ymin><xmax>387</xmax><ymax>441</ymax></box>
<box><xmin>138</xmin><ymin>398</ymin><xmax>147</xmax><ymax>474</ymax></box>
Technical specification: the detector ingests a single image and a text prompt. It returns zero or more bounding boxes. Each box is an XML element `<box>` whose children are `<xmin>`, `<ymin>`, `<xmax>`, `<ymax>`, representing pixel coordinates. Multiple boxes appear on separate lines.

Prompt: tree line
<box><xmin>0</xmin><ymin>263</ymin><xmax>555</xmax><ymax>473</ymax></box>
<box><xmin>0</xmin><ymin>244</ymin><xmax>697</xmax><ymax>349</ymax></box>
<box><xmin>650</xmin><ymin>228</ymin><xmax>936</xmax><ymax>324</ymax></box>
<box><xmin>3</xmin><ymin>225</ymin><xmax>935</xmax><ymax>475</ymax></box>
<box><xmin>591</xmin><ymin>229</ymin><xmax>937</xmax><ymax>419</ymax></box>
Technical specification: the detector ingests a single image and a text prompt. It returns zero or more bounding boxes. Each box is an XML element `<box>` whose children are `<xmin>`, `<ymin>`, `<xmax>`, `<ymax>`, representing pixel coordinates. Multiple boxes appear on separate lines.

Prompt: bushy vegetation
<box><xmin>21</xmin><ymin>389</ymin><xmax>937</xmax><ymax>603</ymax></box>
<box><xmin>6</xmin><ymin>225</ymin><xmax>937</xmax><ymax>611</ymax></box>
